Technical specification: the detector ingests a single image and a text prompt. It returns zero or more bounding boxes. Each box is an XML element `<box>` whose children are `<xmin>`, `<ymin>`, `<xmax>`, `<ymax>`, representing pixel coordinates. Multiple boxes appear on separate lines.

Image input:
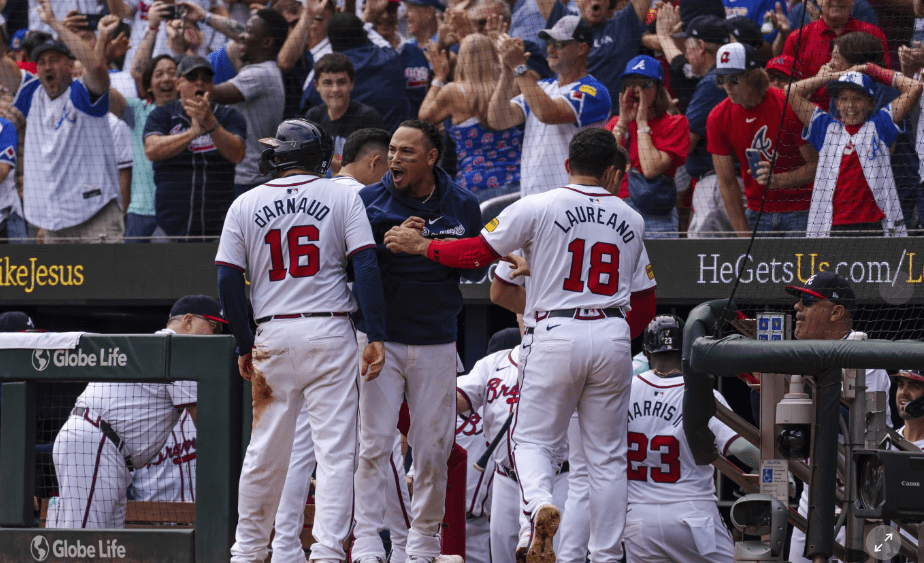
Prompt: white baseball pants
<box><xmin>491</xmin><ymin>469</ymin><xmax>570</xmax><ymax>563</ymax></box>
<box><xmin>512</xmin><ymin>317</ymin><xmax>632</xmax><ymax>563</ymax></box>
<box><xmin>465</xmin><ymin>514</ymin><xmax>491</xmax><ymax>563</ymax></box>
<box><xmin>271</xmin><ymin>403</ymin><xmax>317</xmax><ymax>563</ymax></box>
<box><xmin>558</xmin><ymin>414</ymin><xmax>591</xmax><ymax>563</ymax></box>
<box><xmin>353</xmin><ymin>338</ymin><xmax>458</xmax><ymax>562</ymax></box>
<box><xmin>231</xmin><ymin>317</ymin><xmax>359</xmax><ymax>563</ymax></box>
<box><xmin>623</xmin><ymin>501</ymin><xmax>734</xmax><ymax>563</ymax></box>
<box><xmin>49</xmin><ymin>415</ymin><xmax>132</xmax><ymax>529</ymax></box>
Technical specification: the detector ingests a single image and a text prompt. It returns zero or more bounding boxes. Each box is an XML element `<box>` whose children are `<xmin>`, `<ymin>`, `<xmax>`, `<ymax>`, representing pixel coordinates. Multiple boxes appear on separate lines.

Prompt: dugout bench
<box><xmin>0</xmin><ymin>333</ymin><xmax>241</xmax><ymax>563</ymax></box>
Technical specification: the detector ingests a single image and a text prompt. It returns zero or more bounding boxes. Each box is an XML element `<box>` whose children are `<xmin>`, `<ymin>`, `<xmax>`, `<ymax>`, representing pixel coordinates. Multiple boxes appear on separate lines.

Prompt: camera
<box><xmin>730</xmin><ymin>494</ymin><xmax>788</xmax><ymax>561</ymax></box>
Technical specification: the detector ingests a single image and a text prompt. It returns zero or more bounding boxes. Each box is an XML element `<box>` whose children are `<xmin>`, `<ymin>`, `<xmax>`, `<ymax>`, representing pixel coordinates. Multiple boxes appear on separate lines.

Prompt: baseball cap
<box><xmin>10</xmin><ymin>29</ymin><xmax>27</xmax><ymax>52</ymax></box>
<box><xmin>176</xmin><ymin>55</ymin><xmax>215</xmax><ymax>79</ymax></box>
<box><xmin>679</xmin><ymin>0</ymin><xmax>726</xmax><ymax>26</ymax></box>
<box><xmin>538</xmin><ymin>15</ymin><xmax>593</xmax><ymax>46</ymax></box>
<box><xmin>403</xmin><ymin>0</ymin><xmax>445</xmax><ymax>11</ymax></box>
<box><xmin>0</xmin><ymin>311</ymin><xmax>36</xmax><ymax>332</ymax></box>
<box><xmin>30</xmin><ymin>39</ymin><xmax>75</xmax><ymax>62</ymax></box>
<box><xmin>620</xmin><ymin>54</ymin><xmax>664</xmax><ymax>82</ymax></box>
<box><xmin>766</xmin><ymin>55</ymin><xmax>799</xmax><ymax>78</ymax></box>
<box><xmin>716</xmin><ymin>42</ymin><xmax>761</xmax><ymax>75</ymax></box>
<box><xmin>784</xmin><ymin>271</ymin><xmax>857</xmax><ymax>315</ymax></box>
<box><xmin>170</xmin><ymin>295</ymin><xmax>228</xmax><ymax>325</ymax></box>
<box><xmin>676</xmin><ymin>15</ymin><xmax>728</xmax><ymax>46</ymax></box>
<box><xmin>726</xmin><ymin>16</ymin><xmax>763</xmax><ymax>48</ymax></box>
<box><xmin>487</xmin><ymin>327</ymin><xmax>521</xmax><ymax>355</ymax></box>
<box><xmin>827</xmin><ymin>71</ymin><xmax>875</xmax><ymax>99</ymax></box>
<box><xmin>893</xmin><ymin>370</ymin><xmax>924</xmax><ymax>383</ymax></box>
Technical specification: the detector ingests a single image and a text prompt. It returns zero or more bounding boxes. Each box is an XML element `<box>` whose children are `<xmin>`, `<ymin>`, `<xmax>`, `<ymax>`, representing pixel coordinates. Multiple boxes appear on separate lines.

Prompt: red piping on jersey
<box><xmin>215</xmin><ymin>261</ymin><xmax>245</xmax><ymax>272</ymax></box>
<box><xmin>722</xmin><ymin>433</ymin><xmax>741</xmax><ymax>458</ymax></box>
<box><xmin>638</xmin><ymin>373</ymin><xmax>684</xmax><ymax>389</ymax></box>
<box><xmin>175</xmin><ymin>402</ymin><xmax>196</xmax><ymax>409</ymax></box>
<box><xmin>348</xmin><ymin>243</ymin><xmax>376</xmax><ymax>259</ymax></box>
<box><xmin>389</xmin><ymin>455</ymin><xmax>412</xmax><ymax>528</ymax></box>
<box><xmin>82</xmin><ymin>435</ymin><xmax>108</xmax><ymax>528</ymax></box>
<box><xmin>507</xmin><ymin>351</ymin><xmax>518</xmax><ymax>367</ymax></box>
<box><xmin>264</xmin><ymin>177</ymin><xmax>321</xmax><ymax>187</ymax></box>
<box><xmin>562</xmin><ymin>186</ymin><xmax>615</xmax><ymax>197</ymax></box>
<box><xmin>426</xmin><ymin>235</ymin><xmax>501</xmax><ymax>269</ymax></box>
<box><xmin>469</xmin><ymin>465</ymin><xmax>488</xmax><ymax>514</ymax></box>
<box><xmin>457</xmin><ymin>389</ymin><xmax>476</xmax><ymax>415</ymax></box>
<box><xmin>494</xmin><ymin>276</ymin><xmax>518</xmax><ymax>287</ymax></box>
<box><xmin>626</xmin><ymin>287</ymin><xmax>657</xmax><ymax>339</ymax></box>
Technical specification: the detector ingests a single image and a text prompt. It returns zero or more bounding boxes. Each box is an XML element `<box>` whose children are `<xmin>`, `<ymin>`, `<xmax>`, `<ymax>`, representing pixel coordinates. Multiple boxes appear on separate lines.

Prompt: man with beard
<box><xmin>182</xmin><ymin>4</ymin><xmax>288</xmax><ymax>196</ymax></box>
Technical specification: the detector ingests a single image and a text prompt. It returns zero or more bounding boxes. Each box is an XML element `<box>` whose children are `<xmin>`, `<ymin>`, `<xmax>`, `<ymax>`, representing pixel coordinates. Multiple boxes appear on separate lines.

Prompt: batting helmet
<box><xmin>258</xmin><ymin>118</ymin><xmax>334</xmax><ymax>177</ymax></box>
<box><xmin>643</xmin><ymin>314</ymin><xmax>684</xmax><ymax>355</ymax></box>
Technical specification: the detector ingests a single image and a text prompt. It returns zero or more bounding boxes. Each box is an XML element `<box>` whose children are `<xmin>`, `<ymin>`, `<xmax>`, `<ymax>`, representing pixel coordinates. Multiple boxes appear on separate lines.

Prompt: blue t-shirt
<box><xmin>724</xmin><ymin>0</ymin><xmax>785</xmax><ymax>42</ymax></box>
<box><xmin>684</xmin><ymin>66</ymin><xmax>728</xmax><ymax>179</ymax></box>
<box><xmin>587</xmin><ymin>3</ymin><xmax>644</xmax><ymax>111</ymax></box>
<box><xmin>207</xmin><ymin>45</ymin><xmax>238</xmax><ymax>86</ymax></box>
<box><xmin>399</xmin><ymin>41</ymin><xmax>431</xmax><ymax>115</ymax></box>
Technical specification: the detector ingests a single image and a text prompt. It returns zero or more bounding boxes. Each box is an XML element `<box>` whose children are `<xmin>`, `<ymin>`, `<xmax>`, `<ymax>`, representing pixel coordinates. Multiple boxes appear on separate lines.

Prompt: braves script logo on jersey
<box><xmin>486</xmin><ymin>377</ymin><xmax>518</xmax><ymax>407</ymax></box>
<box><xmin>751</xmin><ymin>125</ymin><xmax>776</xmax><ymax>161</ymax></box>
<box><xmin>457</xmin><ymin>411</ymin><xmax>483</xmax><ymax>437</ymax></box>
<box><xmin>169</xmin><ymin>124</ymin><xmax>215</xmax><ymax>153</ymax></box>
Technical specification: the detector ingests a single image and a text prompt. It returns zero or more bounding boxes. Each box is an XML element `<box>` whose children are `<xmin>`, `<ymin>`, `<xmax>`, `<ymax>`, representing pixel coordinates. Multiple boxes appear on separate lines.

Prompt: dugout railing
<box><xmin>0</xmin><ymin>333</ymin><xmax>241</xmax><ymax>563</ymax></box>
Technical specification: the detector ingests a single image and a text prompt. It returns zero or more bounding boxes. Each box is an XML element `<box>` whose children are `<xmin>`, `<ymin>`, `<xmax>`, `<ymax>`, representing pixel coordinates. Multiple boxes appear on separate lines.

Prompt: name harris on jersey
<box><xmin>627</xmin><ymin>397</ymin><xmax>680</xmax><ymax>427</ymax></box>
<box><xmin>252</xmin><ymin>190</ymin><xmax>331</xmax><ymax>228</ymax></box>
<box><xmin>553</xmin><ymin>200</ymin><xmax>636</xmax><ymax>243</ymax></box>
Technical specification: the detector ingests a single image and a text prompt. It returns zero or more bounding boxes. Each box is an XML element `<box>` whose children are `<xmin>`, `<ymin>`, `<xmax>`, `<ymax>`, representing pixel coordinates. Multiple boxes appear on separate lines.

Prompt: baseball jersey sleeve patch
<box><xmin>578</xmin><ymin>84</ymin><xmax>597</xmax><ymax>97</ymax></box>
<box><xmin>485</xmin><ymin>218</ymin><xmax>499</xmax><ymax>232</ymax></box>
<box><xmin>646</xmin><ymin>264</ymin><xmax>654</xmax><ymax>280</ymax></box>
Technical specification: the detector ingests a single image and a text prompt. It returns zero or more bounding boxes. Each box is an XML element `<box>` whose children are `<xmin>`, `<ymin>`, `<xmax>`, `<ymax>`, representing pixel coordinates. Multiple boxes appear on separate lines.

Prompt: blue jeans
<box><xmin>3</xmin><ymin>211</ymin><xmax>28</xmax><ymax>243</ymax></box>
<box><xmin>125</xmin><ymin>213</ymin><xmax>159</xmax><ymax>243</ymax></box>
<box><xmin>625</xmin><ymin>200</ymin><xmax>679</xmax><ymax>239</ymax></box>
<box><xmin>745</xmin><ymin>208</ymin><xmax>809</xmax><ymax>237</ymax></box>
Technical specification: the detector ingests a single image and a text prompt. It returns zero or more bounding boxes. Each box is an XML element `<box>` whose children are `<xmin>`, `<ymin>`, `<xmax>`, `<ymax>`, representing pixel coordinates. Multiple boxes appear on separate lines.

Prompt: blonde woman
<box><xmin>419</xmin><ymin>34</ymin><xmax>522</xmax><ymax>201</ymax></box>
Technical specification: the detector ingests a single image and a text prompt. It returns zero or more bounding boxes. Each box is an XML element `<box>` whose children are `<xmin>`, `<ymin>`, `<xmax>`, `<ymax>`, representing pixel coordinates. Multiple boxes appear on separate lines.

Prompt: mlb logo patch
<box><xmin>287</xmin><ymin>188</ymin><xmax>299</xmax><ymax>195</ymax></box>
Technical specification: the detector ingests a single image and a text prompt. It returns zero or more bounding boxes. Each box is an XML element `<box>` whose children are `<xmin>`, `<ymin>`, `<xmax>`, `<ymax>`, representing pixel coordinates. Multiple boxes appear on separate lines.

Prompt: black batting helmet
<box><xmin>258</xmin><ymin>118</ymin><xmax>334</xmax><ymax>177</ymax></box>
<box><xmin>643</xmin><ymin>315</ymin><xmax>684</xmax><ymax>355</ymax></box>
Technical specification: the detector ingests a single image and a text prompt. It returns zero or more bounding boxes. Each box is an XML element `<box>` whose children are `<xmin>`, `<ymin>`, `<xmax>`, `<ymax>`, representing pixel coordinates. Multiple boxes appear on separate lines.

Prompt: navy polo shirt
<box><xmin>587</xmin><ymin>3</ymin><xmax>644</xmax><ymax>111</ymax></box>
<box><xmin>684</xmin><ymin>66</ymin><xmax>728</xmax><ymax>179</ymax></box>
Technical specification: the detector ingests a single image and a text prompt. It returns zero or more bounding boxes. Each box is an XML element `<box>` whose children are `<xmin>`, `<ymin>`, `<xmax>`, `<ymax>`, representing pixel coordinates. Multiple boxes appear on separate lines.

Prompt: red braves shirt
<box><xmin>832</xmin><ymin>123</ymin><xmax>886</xmax><ymax>225</ymax></box>
<box><xmin>782</xmin><ymin>18</ymin><xmax>890</xmax><ymax>106</ymax></box>
<box><xmin>606</xmin><ymin>113</ymin><xmax>690</xmax><ymax>199</ymax></box>
<box><xmin>707</xmin><ymin>87</ymin><xmax>812</xmax><ymax>213</ymax></box>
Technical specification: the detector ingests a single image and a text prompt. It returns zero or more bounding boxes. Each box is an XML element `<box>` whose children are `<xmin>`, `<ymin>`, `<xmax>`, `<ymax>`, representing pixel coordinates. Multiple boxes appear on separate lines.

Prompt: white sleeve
<box><xmin>493</xmin><ymin>250</ymin><xmax>525</xmax><ymax>287</ymax></box>
<box><xmin>457</xmin><ymin>352</ymin><xmax>498</xmax><ymax>413</ymax></box>
<box><xmin>629</xmin><ymin>242</ymin><xmax>657</xmax><ymax>293</ymax></box>
<box><xmin>344</xmin><ymin>191</ymin><xmax>376</xmax><ymax>256</ymax></box>
<box><xmin>167</xmin><ymin>380</ymin><xmax>197</xmax><ymax>407</ymax></box>
<box><xmin>708</xmin><ymin>390</ymin><xmax>740</xmax><ymax>456</ymax></box>
<box><xmin>109</xmin><ymin>115</ymin><xmax>133</xmax><ymax>170</ymax></box>
<box><xmin>215</xmin><ymin>200</ymin><xmax>248</xmax><ymax>270</ymax></box>
<box><xmin>480</xmin><ymin>198</ymin><xmax>537</xmax><ymax>257</ymax></box>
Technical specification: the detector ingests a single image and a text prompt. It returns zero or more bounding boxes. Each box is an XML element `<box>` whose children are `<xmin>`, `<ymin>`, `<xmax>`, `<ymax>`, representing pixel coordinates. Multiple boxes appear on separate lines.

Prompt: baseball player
<box><xmin>47</xmin><ymin>295</ymin><xmax>224</xmax><ymax>529</ymax></box>
<box><xmin>215</xmin><ymin>118</ymin><xmax>387</xmax><ymax>563</ymax></box>
<box><xmin>625</xmin><ymin>315</ymin><xmax>758</xmax><ymax>563</ymax></box>
<box><xmin>128</xmin><ymin>408</ymin><xmax>197</xmax><ymax>502</ymax></box>
<box><xmin>385</xmin><ymin>127</ymin><xmax>658</xmax><ymax>563</ymax></box>
<box><xmin>350</xmin><ymin>120</ymin><xmax>485</xmax><ymax>563</ymax></box>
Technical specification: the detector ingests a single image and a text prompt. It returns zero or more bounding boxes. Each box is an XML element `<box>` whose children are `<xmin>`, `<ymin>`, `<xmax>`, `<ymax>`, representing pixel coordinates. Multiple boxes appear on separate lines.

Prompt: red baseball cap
<box><xmin>765</xmin><ymin>55</ymin><xmax>799</xmax><ymax>79</ymax></box>
<box><xmin>894</xmin><ymin>370</ymin><xmax>924</xmax><ymax>383</ymax></box>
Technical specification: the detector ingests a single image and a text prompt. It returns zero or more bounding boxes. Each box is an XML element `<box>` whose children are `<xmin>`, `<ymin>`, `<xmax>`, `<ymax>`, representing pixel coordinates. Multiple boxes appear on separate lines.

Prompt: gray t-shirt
<box><xmin>230</xmin><ymin>60</ymin><xmax>285</xmax><ymax>186</ymax></box>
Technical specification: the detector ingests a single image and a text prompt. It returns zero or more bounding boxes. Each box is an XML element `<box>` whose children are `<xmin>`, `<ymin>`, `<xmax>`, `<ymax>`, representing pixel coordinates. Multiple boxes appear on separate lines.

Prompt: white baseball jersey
<box><xmin>627</xmin><ymin>372</ymin><xmax>738</xmax><ymax>504</ymax></box>
<box><xmin>481</xmin><ymin>184</ymin><xmax>656</xmax><ymax>319</ymax></box>
<box><xmin>457</xmin><ymin>349</ymin><xmax>519</xmax><ymax>470</ymax></box>
<box><xmin>455</xmin><ymin>405</ymin><xmax>492</xmax><ymax>518</ymax></box>
<box><xmin>15</xmin><ymin>74</ymin><xmax>120</xmax><ymax>230</ymax></box>
<box><xmin>215</xmin><ymin>174</ymin><xmax>376</xmax><ymax>319</ymax></box>
<box><xmin>331</xmin><ymin>174</ymin><xmax>364</xmax><ymax>192</ymax></box>
<box><xmin>129</xmin><ymin>409</ymin><xmax>196</xmax><ymax>502</ymax></box>
<box><xmin>76</xmin><ymin>329</ymin><xmax>196</xmax><ymax>468</ymax></box>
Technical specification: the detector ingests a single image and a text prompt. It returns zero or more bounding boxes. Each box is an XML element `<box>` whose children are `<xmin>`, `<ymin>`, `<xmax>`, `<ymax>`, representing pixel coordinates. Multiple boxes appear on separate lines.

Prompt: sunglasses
<box><xmin>621</xmin><ymin>80</ymin><xmax>656</xmax><ymax>92</ymax></box>
<box><xmin>193</xmin><ymin>314</ymin><xmax>223</xmax><ymax>334</ymax></box>
<box><xmin>545</xmin><ymin>39</ymin><xmax>576</xmax><ymax>50</ymax></box>
<box><xmin>799</xmin><ymin>293</ymin><xmax>825</xmax><ymax>307</ymax></box>
<box><xmin>715</xmin><ymin>74</ymin><xmax>740</xmax><ymax>86</ymax></box>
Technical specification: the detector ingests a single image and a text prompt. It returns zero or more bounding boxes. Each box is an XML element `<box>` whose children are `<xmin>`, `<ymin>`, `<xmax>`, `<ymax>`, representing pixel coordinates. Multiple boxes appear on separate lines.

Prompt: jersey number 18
<box><xmin>562</xmin><ymin>239</ymin><xmax>620</xmax><ymax>295</ymax></box>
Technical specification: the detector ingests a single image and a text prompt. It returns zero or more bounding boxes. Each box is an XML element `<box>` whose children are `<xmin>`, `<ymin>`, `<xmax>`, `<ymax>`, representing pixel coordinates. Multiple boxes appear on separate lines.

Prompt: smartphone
<box><xmin>79</xmin><ymin>13</ymin><xmax>103</xmax><ymax>31</ymax></box>
<box><xmin>745</xmin><ymin>148</ymin><xmax>763</xmax><ymax>179</ymax></box>
<box><xmin>163</xmin><ymin>5</ymin><xmax>181</xmax><ymax>20</ymax></box>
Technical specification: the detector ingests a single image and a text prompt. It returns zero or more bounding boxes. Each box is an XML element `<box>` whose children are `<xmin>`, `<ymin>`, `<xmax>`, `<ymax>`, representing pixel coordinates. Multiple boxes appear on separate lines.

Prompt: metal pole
<box><xmin>843</xmin><ymin>367</ymin><xmax>866</xmax><ymax>562</ymax></box>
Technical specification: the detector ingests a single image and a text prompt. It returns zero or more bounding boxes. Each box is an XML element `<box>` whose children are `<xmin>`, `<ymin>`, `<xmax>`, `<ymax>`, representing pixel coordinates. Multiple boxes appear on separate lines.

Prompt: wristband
<box><xmin>865</xmin><ymin>63</ymin><xmax>895</xmax><ymax>86</ymax></box>
<box><xmin>148</xmin><ymin>25</ymin><xmax>159</xmax><ymax>32</ymax></box>
<box><xmin>205</xmin><ymin>123</ymin><xmax>219</xmax><ymax>135</ymax></box>
<box><xmin>431</xmin><ymin>80</ymin><xmax>445</xmax><ymax>88</ymax></box>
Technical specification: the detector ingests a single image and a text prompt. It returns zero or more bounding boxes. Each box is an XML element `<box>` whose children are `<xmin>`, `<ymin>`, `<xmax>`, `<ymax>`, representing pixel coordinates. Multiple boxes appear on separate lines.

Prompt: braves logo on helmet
<box><xmin>643</xmin><ymin>315</ymin><xmax>684</xmax><ymax>355</ymax></box>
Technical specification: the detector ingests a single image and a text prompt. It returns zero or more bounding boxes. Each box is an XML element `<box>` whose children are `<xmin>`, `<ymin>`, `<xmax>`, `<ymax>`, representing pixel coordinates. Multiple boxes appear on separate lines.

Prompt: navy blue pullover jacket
<box><xmin>353</xmin><ymin>166</ymin><xmax>487</xmax><ymax>345</ymax></box>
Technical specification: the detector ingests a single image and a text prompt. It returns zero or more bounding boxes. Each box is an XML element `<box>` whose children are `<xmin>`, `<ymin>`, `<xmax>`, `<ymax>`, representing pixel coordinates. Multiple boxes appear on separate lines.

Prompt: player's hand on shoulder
<box><xmin>385</xmin><ymin>225</ymin><xmax>429</xmax><ymax>255</ymax></box>
<box><xmin>238</xmin><ymin>352</ymin><xmax>255</xmax><ymax>381</ymax></box>
<box><xmin>501</xmin><ymin>253</ymin><xmax>530</xmax><ymax>278</ymax></box>
<box><xmin>361</xmin><ymin>341</ymin><xmax>386</xmax><ymax>381</ymax></box>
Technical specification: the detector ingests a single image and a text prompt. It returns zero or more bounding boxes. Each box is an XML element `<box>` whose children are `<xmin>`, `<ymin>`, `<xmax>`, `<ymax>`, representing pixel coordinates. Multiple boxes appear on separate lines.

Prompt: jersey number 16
<box><xmin>265</xmin><ymin>226</ymin><xmax>320</xmax><ymax>281</ymax></box>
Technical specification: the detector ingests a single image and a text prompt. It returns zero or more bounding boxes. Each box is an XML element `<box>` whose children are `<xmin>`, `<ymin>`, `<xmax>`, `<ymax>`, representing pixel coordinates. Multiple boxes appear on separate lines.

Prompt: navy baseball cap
<box><xmin>893</xmin><ymin>370</ymin><xmax>924</xmax><ymax>383</ymax></box>
<box><xmin>784</xmin><ymin>271</ymin><xmax>857</xmax><ymax>314</ymax></box>
<box><xmin>10</xmin><ymin>29</ymin><xmax>27</xmax><ymax>52</ymax></box>
<box><xmin>31</xmin><ymin>39</ymin><xmax>75</xmax><ymax>62</ymax></box>
<box><xmin>827</xmin><ymin>71</ymin><xmax>875</xmax><ymax>99</ymax></box>
<box><xmin>0</xmin><ymin>311</ymin><xmax>36</xmax><ymax>332</ymax></box>
<box><xmin>176</xmin><ymin>55</ymin><xmax>215</xmax><ymax>79</ymax></box>
<box><xmin>726</xmin><ymin>16</ymin><xmax>764</xmax><ymax>48</ymax></box>
<box><xmin>716</xmin><ymin>42</ymin><xmax>761</xmax><ymax>75</ymax></box>
<box><xmin>170</xmin><ymin>295</ymin><xmax>228</xmax><ymax>325</ymax></box>
<box><xmin>403</xmin><ymin>0</ymin><xmax>445</xmax><ymax>11</ymax></box>
<box><xmin>620</xmin><ymin>54</ymin><xmax>664</xmax><ymax>82</ymax></box>
<box><xmin>538</xmin><ymin>15</ymin><xmax>594</xmax><ymax>46</ymax></box>
<box><xmin>487</xmin><ymin>327</ymin><xmax>521</xmax><ymax>355</ymax></box>
<box><xmin>677</xmin><ymin>15</ymin><xmax>728</xmax><ymax>46</ymax></box>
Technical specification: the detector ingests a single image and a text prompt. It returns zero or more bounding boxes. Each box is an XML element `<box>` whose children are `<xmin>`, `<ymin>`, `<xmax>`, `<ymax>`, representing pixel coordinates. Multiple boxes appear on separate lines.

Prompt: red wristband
<box><xmin>865</xmin><ymin>63</ymin><xmax>895</xmax><ymax>86</ymax></box>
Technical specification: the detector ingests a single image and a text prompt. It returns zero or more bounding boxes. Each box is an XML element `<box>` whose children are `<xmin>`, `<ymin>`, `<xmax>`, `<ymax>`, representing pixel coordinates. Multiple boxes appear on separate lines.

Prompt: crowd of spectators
<box><xmin>0</xmin><ymin>0</ymin><xmax>923</xmax><ymax>242</ymax></box>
